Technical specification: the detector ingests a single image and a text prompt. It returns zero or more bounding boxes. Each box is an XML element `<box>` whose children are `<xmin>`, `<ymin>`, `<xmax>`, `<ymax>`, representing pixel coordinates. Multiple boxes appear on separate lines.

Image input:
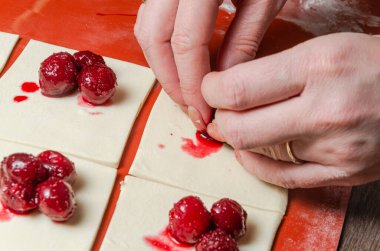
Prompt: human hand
<box><xmin>134</xmin><ymin>0</ymin><xmax>286</xmax><ymax>130</ymax></box>
<box><xmin>202</xmin><ymin>33</ymin><xmax>380</xmax><ymax>188</ymax></box>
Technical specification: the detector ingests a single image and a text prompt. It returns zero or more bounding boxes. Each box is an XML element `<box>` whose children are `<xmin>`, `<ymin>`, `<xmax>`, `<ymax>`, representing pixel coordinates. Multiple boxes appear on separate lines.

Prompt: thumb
<box><xmin>218</xmin><ymin>0</ymin><xmax>286</xmax><ymax>70</ymax></box>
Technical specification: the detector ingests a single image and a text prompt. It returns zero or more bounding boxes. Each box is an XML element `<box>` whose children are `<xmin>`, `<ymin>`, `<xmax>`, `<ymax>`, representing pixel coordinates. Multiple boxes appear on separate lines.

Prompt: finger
<box><xmin>202</xmin><ymin>47</ymin><xmax>307</xmax><ymax>111</ymax></box>
<box><xmin>218</xmin><ymin>0</ymin><xmax>286</xmax><ymax>70</ymax></box>
<box><xmin>207</xmin><ymin>98</ymin><xmax>308</xmax><ymax>150</ymax></box>
<box><xmin>135</xmin><ymin>0</ymin><xmax>185</xmax><ymax>105</ymax></box>
<box><xmin>235</xmin><ymin>150</ymin><xmax>349</xmax><ymax>188</ymax></box>
<box><xmin>134</xmin><ymin>3</ymin><xmax>145</xmax><ymax>35</ymax></box>
<box><xmin>171</xmin><ymin>0</ymin><xmax>219</xmax><ymax>125</ymax></box>
<box><xmin>251</xmin><ymin>143</ymin><xmax>295</xmax><ymax>163</ymax></box>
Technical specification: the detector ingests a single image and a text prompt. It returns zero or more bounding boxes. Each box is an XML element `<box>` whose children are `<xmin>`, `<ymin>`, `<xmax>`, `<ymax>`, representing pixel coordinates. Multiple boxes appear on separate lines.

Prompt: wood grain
<box><xmin>339</xmin><ymin>180</ymin><xmax>380</xmax><ymax>250</ymax></box>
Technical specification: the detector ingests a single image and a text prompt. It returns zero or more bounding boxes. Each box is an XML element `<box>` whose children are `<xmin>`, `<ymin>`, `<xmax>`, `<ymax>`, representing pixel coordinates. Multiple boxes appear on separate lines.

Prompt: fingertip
<box><xmin>207</xmin><ymin>122</ymin><xmax>225</xmax><ymax>142</ymax></box>
<box><xmin>188</xmin><ymin>106</ymin><xmax>207</xmax><ymax>131</ymax></box>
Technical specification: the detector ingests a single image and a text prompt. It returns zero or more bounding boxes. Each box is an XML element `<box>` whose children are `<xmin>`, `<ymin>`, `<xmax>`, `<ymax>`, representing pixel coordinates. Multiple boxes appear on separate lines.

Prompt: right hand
<box><xmin>134</xmin><ymin>0</ymin><xmax>287</xmax><ymax>130</ymax></box>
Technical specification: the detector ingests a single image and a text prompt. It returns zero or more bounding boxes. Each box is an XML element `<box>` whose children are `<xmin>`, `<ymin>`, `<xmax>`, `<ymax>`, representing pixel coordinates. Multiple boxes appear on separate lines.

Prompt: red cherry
<box><xmin>0</xmin><ymin>176</ymin><xmax>37</xmax><ymax>214</ymax></box>
<box><xmin>211</xmin><ymin>198</ymin><xmax>247</xmax><ymax>239</ymax></box>
<box><xmin>36</xmin><ymin>177</ymin><xmax>76</xmax><ymax>222</ymax></box>
<box><xmin>1</xmin><ymin>153</ymin><xmax>48</xmax><ymax>185</ymax></box>
<box><xmin>39</xmin><ymin>52</ymin><xmax>79</xmax><ymax>97</ymax></box>
<box><xmin>168</xmin><ymin>196</ymin><xmax>211</xmax><ymax>244</ymax></box>
<box><xmin>195</xmin><ymin>229</ymin><xmax>239</xmax><ymax>251</ymax></box>
<box><xmin>38</xmin><ymin>150</ymin><xmax>77</xmax><ymax>185</ymax></box>
<box><xmin>73</xmin><ymin>50</ymin><xmax>106</xmax><ymax>69</ymax></box>
<box><xmin>77</xmin><ymin>65</ymin><xmax>117</xmax><ymax>105</ymax></box>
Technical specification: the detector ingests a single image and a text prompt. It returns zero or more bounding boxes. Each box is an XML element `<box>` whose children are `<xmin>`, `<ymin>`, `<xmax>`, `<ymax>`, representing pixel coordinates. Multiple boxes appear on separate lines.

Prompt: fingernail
<box><xmin>207</xmin><ymin>122</ymin><xmax>225</xmax><ymax>142</ymax></box>
<box><xmin>180</xmin><ymin>105</ymin><xmax>188</xmax><ymax>114</ymax></box>
<box><xmin>188</xmin><ymin>106</ymin><xmax>206</xmax><ymax>131</ymax></box>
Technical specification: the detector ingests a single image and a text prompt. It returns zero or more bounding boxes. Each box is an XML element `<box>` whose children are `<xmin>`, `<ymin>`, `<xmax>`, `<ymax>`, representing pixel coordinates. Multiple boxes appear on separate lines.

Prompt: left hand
<box><xmin>202</xmin><ymin>32</ymin><xmax>380</xmax><ymax>188</ymax></box>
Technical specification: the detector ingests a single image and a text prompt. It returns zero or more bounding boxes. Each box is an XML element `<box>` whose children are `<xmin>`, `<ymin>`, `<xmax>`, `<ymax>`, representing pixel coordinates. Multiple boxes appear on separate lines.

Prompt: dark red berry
<box><xmin>1</xmin><ymin>153</ymin><xmax>48</xmax><ymax>185</ymax></box>
<box><xmin>73</xmin><ymin>50</ymin><xmax>106</xmax><ymax>69</ymax></box>
<box><xmin>38</xmin><ymin>150</ymin><xmax>77</xmax><ymax>185</ymax></box>
<box><xmin>195</xmin><ymin>229</ymin><xmax>239</xmax><ymax>251</ymax></box>
<box><xmin>168</xmin><ymin>196</ymin><xmax>211</xmax><ymax>244</ymax></box>
<box><xmin>78</xmin><ymin>65</ymin><xmax>117</xmax><ymax>105</ymax></box>
<box><xmin>211</xmin><ymin>198</ymin><xmax>247</xmax><ymax>239</ymax></box>
<box><xmin>0</xmin><ymin>176</ymin><xmax>37</xmax><ymax>214</ymax></box>
<box><xmin>39</xmin><ymin>52</ymin><xmax>79</xmax><ymax>97</ymax></box>
<box><xmin>36</xmin><ymin>177</ymin><xmax>76</xmax><ymax>222</ymax></box>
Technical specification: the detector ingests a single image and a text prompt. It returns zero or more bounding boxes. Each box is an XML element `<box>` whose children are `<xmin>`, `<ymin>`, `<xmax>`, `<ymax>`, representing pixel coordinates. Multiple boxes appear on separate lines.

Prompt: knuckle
<box><xmin>311</xmin><ymin>39</ymin><xmax>356</xmax><ymax>78</ymax></box>
<box><xmin>336</xmin><ymin>140</ymin><xmax>369</xmax><ymax>164</ymax></box>
<box><xmin>223</xmin><ymin>117</ymin><xmax>246</xmax><ymax>149</ymax></box>
<box><xmin>222</xmin><ymin>72</ymin><xmax>247</xmax><ymax>109</ymax></box>
<box><xmin>230</xmin><ymin>36</ymin><xmax>259</xmax><ymax>60</ymax></box>
<box><xmin>171</xmin><ymin>30</ymin><xmax>202</xmax><ymax>55</ymax></box>
<box><xmin>180</xmin><ymin>83</ymin><xmax>200</xmax><ymax>98</ymax></box>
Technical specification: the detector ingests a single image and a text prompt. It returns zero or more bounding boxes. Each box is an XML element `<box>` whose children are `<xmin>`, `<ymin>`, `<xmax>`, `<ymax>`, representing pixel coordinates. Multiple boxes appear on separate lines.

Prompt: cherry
<box><xmin>0</xmin><ymin>176</ymin><xmax>37</xmax><ymax>214</ymax></box>
<box><xmin>168</xmin><ymin>196</ymin><xmax>211</xmax><ymax>245</ymax></box>
<box><xmin>39</xmin><ymin>52</ymin><xmax>79</xmax><ymax>97</ymax></box>
<box><xmin>211</xmin><ymin>198</ymin><xmax>247</xmax><ymax>239</ymax></box>
<box><xmin>195</xmin><ymin>229</ymin><xmax>239</xmax><ymax>251</ymax></box>
<box><xmin>36</xmin><ymin>177</ymin><xmax>76</xmax><ymax>222</ymax></box>
<box><xmin>78</xmin><ymin>65</ymin><xmax>117</xmax><ymax>105</ymax></box>
<box><xmin>73</xmin><ymin>50</ymin><xmax>106</xmax><ymax>69</ymax></box>
<box><xmin>1</xmin><ymin>153</ymin><xmax>48</xmax><ymax>185</ymax></box>
<box><xmin>38</xmin><ymin>150</ymin><xmax>77</xmax><ymax>185</ymax></box>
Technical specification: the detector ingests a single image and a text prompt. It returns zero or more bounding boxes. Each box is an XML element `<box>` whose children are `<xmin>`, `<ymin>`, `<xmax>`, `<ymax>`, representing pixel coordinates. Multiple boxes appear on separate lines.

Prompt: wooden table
<box><xmin>339</xmin><ymin>181</ymin><xmax>380</xmax><ymax>250</ymax></box>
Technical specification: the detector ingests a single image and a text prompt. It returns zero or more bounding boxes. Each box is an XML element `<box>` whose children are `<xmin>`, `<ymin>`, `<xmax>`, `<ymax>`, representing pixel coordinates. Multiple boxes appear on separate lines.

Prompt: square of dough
<box><xmin>0</xmin><ymin>40</ymin><xmax>156</xmax><ymax>167</ymax></box>
<box><xmin>0</xmin><ymin>32</ymin><xmax>18</xmax><ymax>74</ymax></box>
<box><xmin>101</xmin><ymin>176</ymin><xmax>284</xmax><ymax>251</ymax></box>
<box><xmin>0</xmin><ymin>140</ymin><xmax>116</xmax><ymax>251</ymax></box>
<box><xmin>130</xmin><ymin>92</ymin><xmax>287</xmax><ymax>213</ymax></box>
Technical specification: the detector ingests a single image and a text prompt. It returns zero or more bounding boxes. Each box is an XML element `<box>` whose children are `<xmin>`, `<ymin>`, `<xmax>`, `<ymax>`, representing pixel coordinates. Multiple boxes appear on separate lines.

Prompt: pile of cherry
<box><xmin>39</xmin><ymin>50</ymin><xmax>117</xmax><ymax>105</ymax></box>
<box><xmin>168</xmin><ymin>196</ymin><xmax>247</xmax><ymax>251</ymax></box>
<box><xmin>0</xmin><ymin>151</ymin><xmax>77</xmax><ymax>222</ymax></box>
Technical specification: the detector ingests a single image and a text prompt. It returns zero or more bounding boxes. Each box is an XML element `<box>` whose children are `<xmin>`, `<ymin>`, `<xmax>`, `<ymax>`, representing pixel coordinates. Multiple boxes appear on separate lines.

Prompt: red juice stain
<box><xmin>144</xmin><ymin>237</ymin><xmax>171</xmax><ymax>251</ymax></box>
<box><xmin>96</xmin><ymin>13</ymin><xmax>137</xmax><ymax>17</ymax></box>
<box><xmin>144</xmin><ymin>227</ymin><xmax>192</xmax><ymax>251</ymax></box>
<box><xmin>158</xmin><ymin>144</ymin><xmax>165</xmax><ymax>149</ymax></box>
<box><xmin>0</xmin><ymin>203</ymin><xmax>13</xmax><ymax>222</ymax></box>
<box><xmin>13</xmin><ymin>95</ymin><xmax>28</xmax><ymax>103</ymax></box>
<box><xmin>88</xmin><ymin>111</ymin><xmax>103</xmax><ymax>115</ymax></box>
<box><xmin>181</xmin><ymin>131</ymin><xmax>223</xmax><ymax>158</ymax></box>
<box><xmin>77</xmin><ymin>95</ymin><xmax>113</xmax><ymax>108</ymax></box>
<box><xmin>77</xmin><ymin>95</ymin><xmax>94</xmax><ymax>108</ymax></box>
<box><xmin>21</xmin><ymin>82</ymin><xmax>39</xmax><ymax>93</ymax></box>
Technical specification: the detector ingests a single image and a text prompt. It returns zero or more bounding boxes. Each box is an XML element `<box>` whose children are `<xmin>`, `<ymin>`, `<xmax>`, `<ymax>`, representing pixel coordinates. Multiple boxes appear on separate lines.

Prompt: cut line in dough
<box><xmin>0</xmin><ymin>31</ymin><xmax>19</xmax><ymax>74</ymax></box>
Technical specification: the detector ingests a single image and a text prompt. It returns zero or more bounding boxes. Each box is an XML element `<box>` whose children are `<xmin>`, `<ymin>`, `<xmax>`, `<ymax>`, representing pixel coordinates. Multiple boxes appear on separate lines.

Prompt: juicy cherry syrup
<box><xmin>21</xmin><ymin>82</ymin><xmax>39</xmax><ymax>93</ymax></box>
<box><xmin>181</xmin><ymin>131</ymin><xmax>223</xmax><ymax>158</ymax></box>
<box><xmin>144</xmin><ymin>227</ymin><xmax>192</xmax><ymax>251</ymax></box>
<box><xmin>0</xmin><ymin>203</ymin><xmax>13</xmax><ymax>222</ymax></box>
<box><xmin>13</xmin><ymin>96</ymin><xmax>28</xmax><ymax>102</ymax></box>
